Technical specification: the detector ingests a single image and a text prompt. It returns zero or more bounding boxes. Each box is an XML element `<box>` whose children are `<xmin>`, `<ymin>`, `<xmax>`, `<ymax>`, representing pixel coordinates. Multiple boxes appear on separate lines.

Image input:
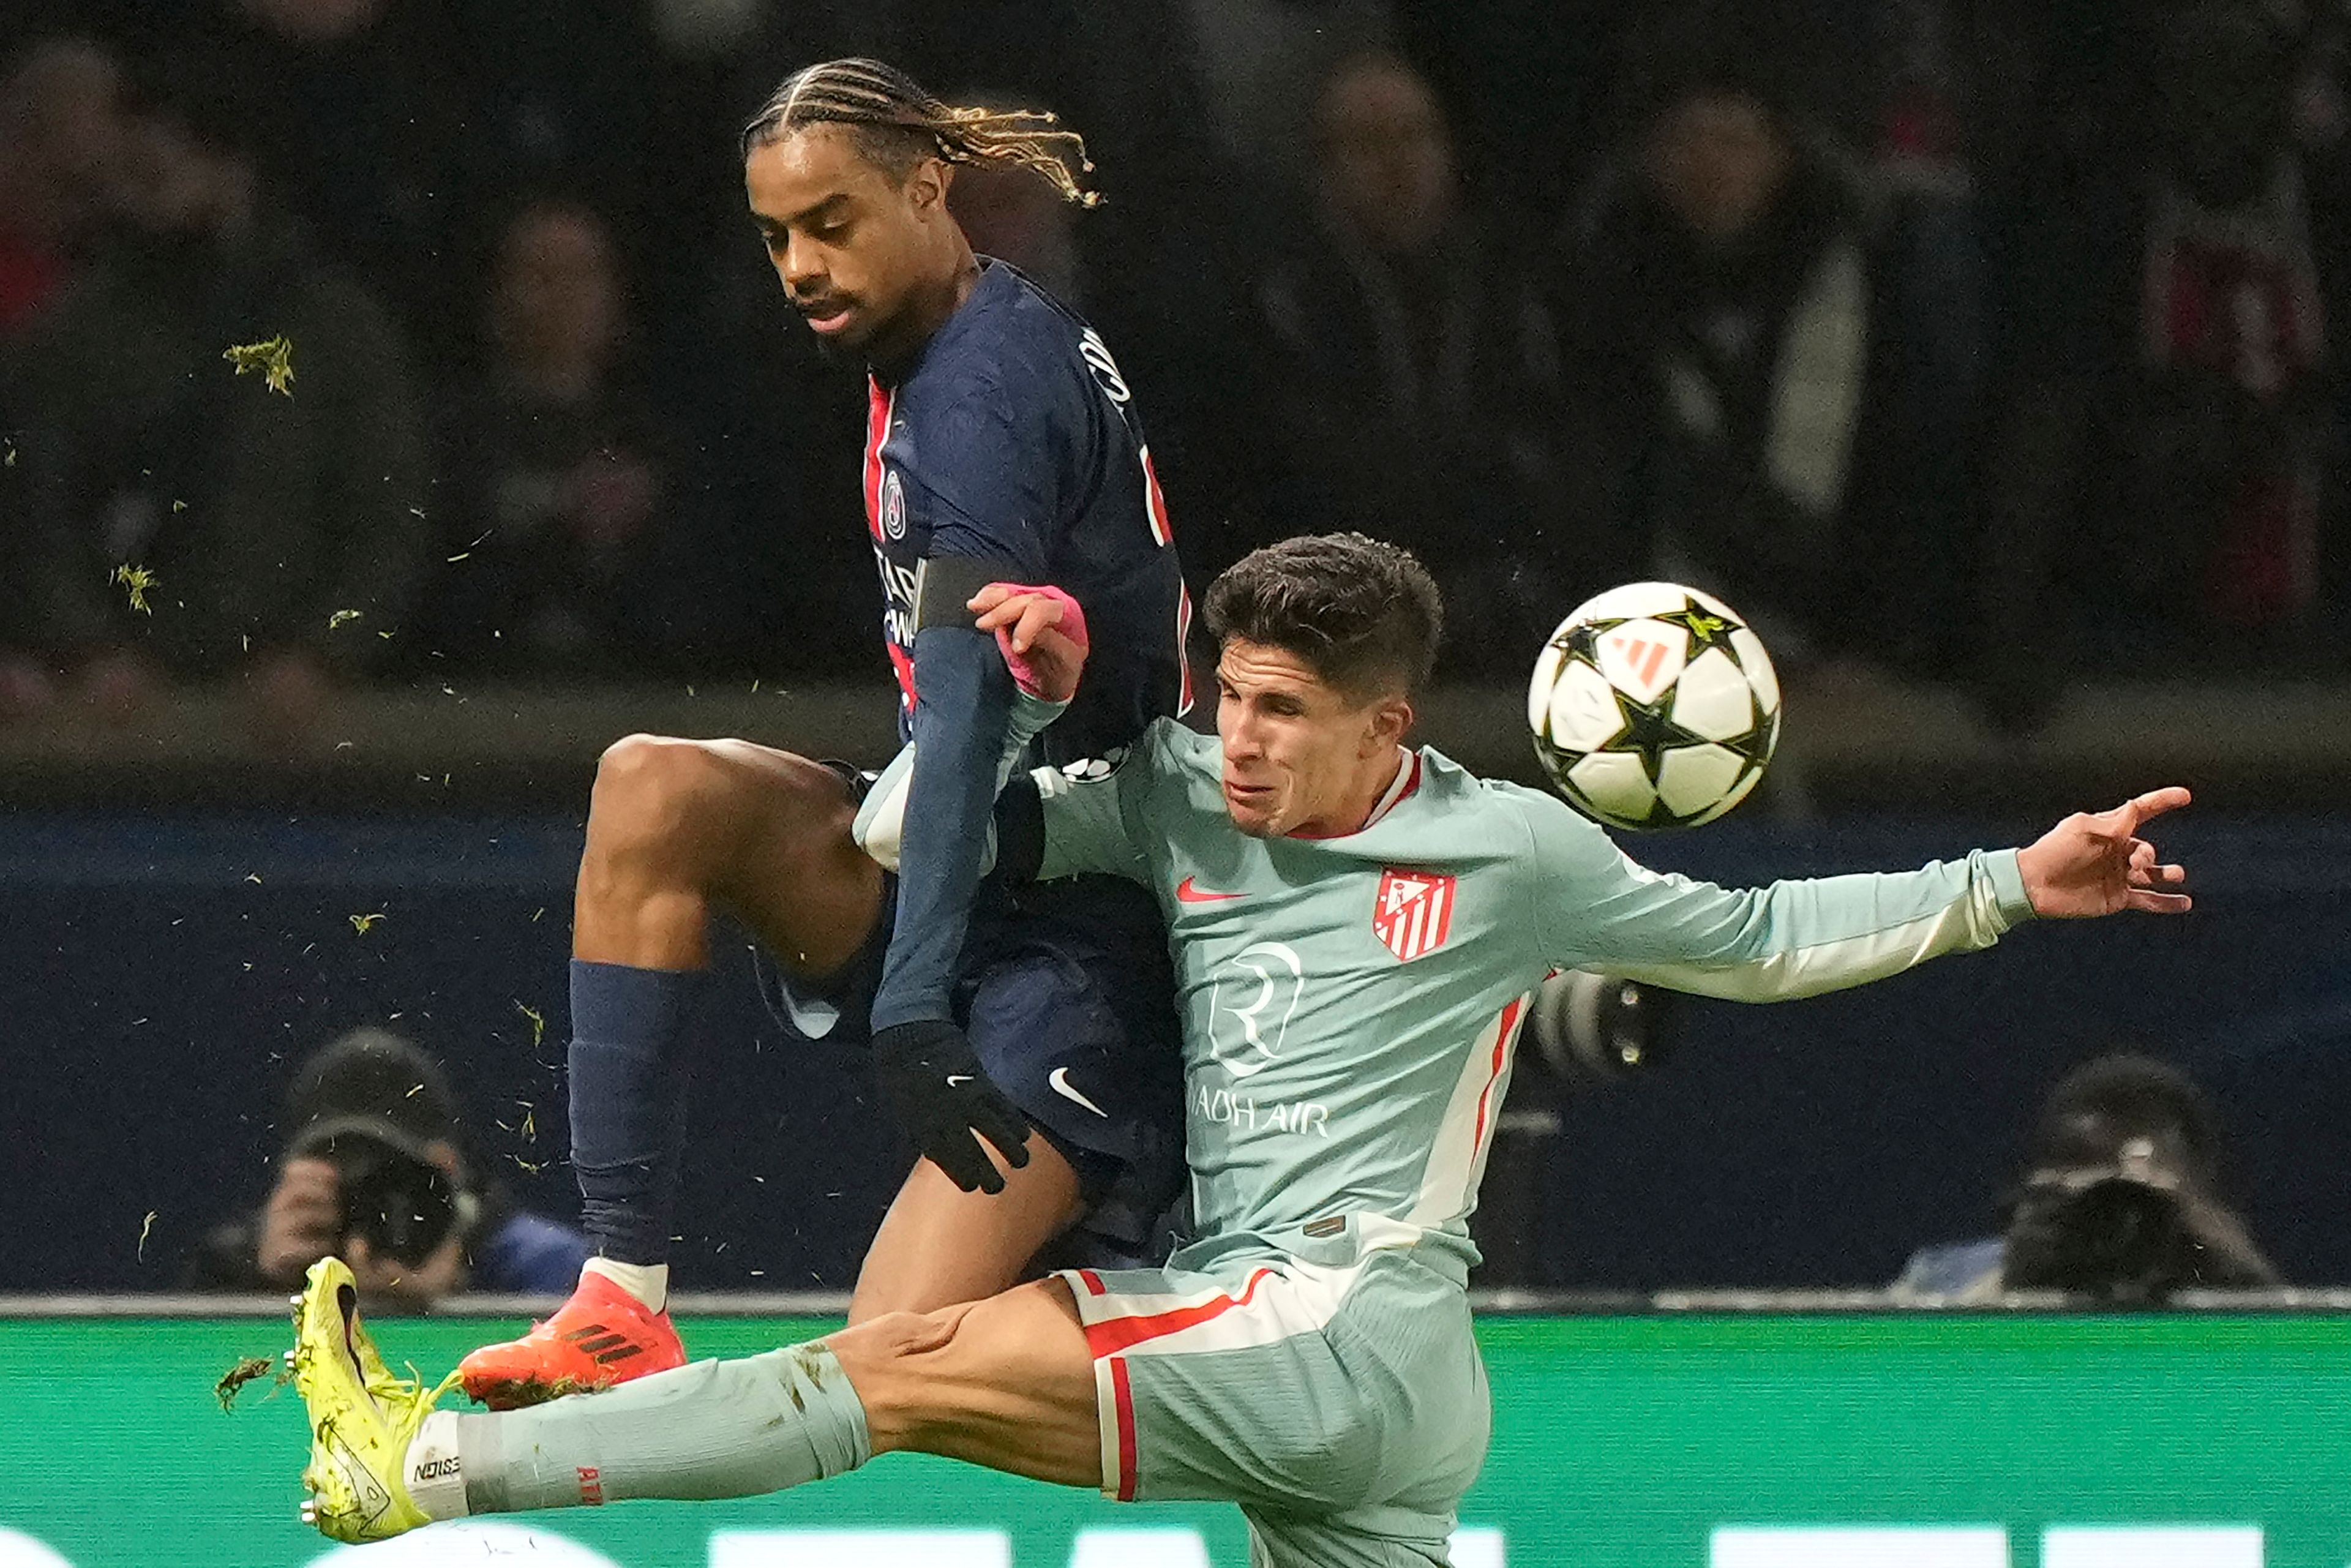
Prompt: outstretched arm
<box><xmin>1528</xmin><ymin>787</ymin><xmax>2193</xmax><ymax>1002</ymax></box>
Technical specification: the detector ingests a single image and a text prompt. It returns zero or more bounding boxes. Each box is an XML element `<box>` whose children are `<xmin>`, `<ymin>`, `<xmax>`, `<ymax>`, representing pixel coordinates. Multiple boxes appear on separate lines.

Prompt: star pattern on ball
<box><xmin>1611</xmin><ymin>685</ymin><xmax>1711</xmax><ymax>786</ymax></box>
<box><xmin>1558</xmin><ymin>618</ymin><xmax>1627</xmax><ymax>671</ymax></box>
<box><xmin>1651</xmin><ymin>601</ymin><xmax>1744</xmax><ymax>662</ymax></box>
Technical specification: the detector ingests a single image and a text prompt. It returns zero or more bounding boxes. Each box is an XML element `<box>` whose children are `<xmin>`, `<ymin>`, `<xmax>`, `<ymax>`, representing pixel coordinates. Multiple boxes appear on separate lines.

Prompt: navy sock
<box><xmin>568</xmin><ymin>959</ymin><xmax>710</xmax><ymax>1266</ymax></box>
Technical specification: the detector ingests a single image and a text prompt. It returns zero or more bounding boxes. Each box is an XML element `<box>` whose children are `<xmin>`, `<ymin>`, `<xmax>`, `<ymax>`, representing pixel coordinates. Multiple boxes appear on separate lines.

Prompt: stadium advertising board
<box><xmin>6</xmin><ymin>1313</ymin><xmax>2347</xmax><ymax>1565</ymax></box>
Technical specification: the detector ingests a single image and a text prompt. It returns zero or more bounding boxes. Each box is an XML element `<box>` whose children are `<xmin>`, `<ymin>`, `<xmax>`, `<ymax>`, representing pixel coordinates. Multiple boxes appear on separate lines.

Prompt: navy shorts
<box><xmin>754</xmin><ymin>770</ymin><xmax>1185</xmax><ymax>1261</ymax></box>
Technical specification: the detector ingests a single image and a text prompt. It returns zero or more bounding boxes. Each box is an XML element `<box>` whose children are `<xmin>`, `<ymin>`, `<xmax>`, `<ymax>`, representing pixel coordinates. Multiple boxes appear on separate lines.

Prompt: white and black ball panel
<box><xmin>1542</xmin><ymin>658</ymin><xmax>1629</xmax><ymax>754</ymax></box>
<box><xmin>1527</xmin><ymin>582</ymin><xmax>1781</xmax><ymax>831</ymax></box>
<box><xmin>1668</xmin><ymin>647</ymin><xmax>1757</xmax><ymax>742</ymax></box>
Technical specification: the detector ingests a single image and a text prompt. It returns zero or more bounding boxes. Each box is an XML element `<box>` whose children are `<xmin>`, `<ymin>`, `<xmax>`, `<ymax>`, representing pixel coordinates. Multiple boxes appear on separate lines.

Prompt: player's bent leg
<box><xmin>849</xmin><ymin>1143</ymin><xmax>1090</xmax><ymax>1322</ymax></box>
<box><xmin>463</xmin><ymin>735</ymin><xmax>886</xmax><ymax>1408</ymax></box>
<box><xmin>575</xmin><ymin>733</ymin><xmax>883</xmax><ymax>975</ymax></box>
<box><xmin>296</xmin><ymin>1266</ymin><xmax>1104</xmax><ymax>1543</ymax></box>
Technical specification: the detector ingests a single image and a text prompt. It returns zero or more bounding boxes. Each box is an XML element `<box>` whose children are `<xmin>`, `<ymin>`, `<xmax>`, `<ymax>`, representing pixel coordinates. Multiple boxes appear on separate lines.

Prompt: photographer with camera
<box><xmin>184</xmin><ymin>1027</ymin><xmax>588</xmax><ymax>1306</ymax></box>
<box><xmin>1895</xmin><ymin>1052</ymin><xmax>2281</xmax><ymax>1303</ymax></box>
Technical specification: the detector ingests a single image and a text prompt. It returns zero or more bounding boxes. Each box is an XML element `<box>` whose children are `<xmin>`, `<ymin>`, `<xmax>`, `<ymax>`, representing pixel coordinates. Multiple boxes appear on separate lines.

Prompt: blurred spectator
<box><xmin>1185</xmin><ymin>0</ymin><xmax>1395</xmax><ymax>187</ymax></box>
<box><xmin>1549</xmin><ymin>28</ymin><xmax>1981</xmax><ymax>677</ymax></box>
<box><xmin>184</xmin><ymin>1026</ymin><xmax>590</xmax><ymax>1305</ymax></box>
<box><xmin>1</xmin><ymin>53</ymin><xmax>430</xmax><ymax>737</ymax></box>
<box><xmin>183</xmin><ymin>0</ymin><xmax>472</xmax><ymax>356</ymax></box>
<box><xmin>418</xmin><ymin>195</ymin><xmax>733</xmax><ymax>678</ymax></box>
<box><xmin>0</xmin><ymin>37</ymin><xmax>130</xmax><ymax>339</ymax></box>
<box><xmin>1979</xmin><ymin>0</ymin><xmax>2349</xmax><ymax>720</ymax></box>
<box><xmin>0</xmin><ymin>38</ymin><xmax>135</xmax><ymax>716</ymax></box>
<box><xmin>1242</xmin><ymin>50</ymin><xmax>1580</xmax><ymax>678</ymax></box>
<box><xmin>1895</xmin><ymin>1052</ymin><xmax>2282</xmax><ymax>1302</ymax></box>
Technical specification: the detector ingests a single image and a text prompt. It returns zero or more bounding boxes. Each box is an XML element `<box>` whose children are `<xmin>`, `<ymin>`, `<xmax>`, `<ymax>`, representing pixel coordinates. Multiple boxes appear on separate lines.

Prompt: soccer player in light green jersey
<box><xmin>291</xmin><ymin>535</ymin><xmax>2192</xmax><ymax>1566</ymax></box>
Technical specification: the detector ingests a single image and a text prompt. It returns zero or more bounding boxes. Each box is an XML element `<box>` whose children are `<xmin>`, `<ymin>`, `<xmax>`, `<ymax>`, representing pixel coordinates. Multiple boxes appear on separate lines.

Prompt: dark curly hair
<box><xmin>1204</xmin><ymin>533</ymin><xmax>1444</xmax><ymax>699</ymax></box>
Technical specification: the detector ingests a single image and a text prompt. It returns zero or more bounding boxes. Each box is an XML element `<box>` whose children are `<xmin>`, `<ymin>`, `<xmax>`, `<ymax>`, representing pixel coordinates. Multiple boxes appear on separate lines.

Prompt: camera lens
<box><xmin>321</xmin><ymin>1134</ymin><xmax>462</xmax><ymax>1266</ymax></box>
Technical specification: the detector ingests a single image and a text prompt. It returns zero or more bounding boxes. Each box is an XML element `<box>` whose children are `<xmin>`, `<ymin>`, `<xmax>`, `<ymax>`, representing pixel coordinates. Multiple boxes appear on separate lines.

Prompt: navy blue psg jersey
<box><xmin>863</xmin><ymin>260</ymin><xmax>1191</xmax><ymax>761</ymax></box>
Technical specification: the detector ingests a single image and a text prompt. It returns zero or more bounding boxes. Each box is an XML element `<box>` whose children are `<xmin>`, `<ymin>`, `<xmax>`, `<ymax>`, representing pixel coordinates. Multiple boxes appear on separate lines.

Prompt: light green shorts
<box><xmin>1056</xmin><ymin>1247</ymin><xmax>1490</xmax><ymax>1568</ymax></box>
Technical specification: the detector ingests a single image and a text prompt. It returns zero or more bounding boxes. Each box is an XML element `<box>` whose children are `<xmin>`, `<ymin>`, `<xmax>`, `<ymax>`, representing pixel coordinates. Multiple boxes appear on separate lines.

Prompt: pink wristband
<box><xmin>984</xmin><ymin>583</ymin><xmax>1087</xmax><ymax>697</ymax></box>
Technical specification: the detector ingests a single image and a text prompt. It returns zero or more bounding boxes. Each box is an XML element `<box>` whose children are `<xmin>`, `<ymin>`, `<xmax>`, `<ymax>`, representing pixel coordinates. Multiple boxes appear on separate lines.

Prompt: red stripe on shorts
<box><xmin>1077</xmin><ymin>1268</ymin><xmax>1107</xmax><ymax>1296</ymax></box>
<box><xmin>1084</xmin><ymin>1267</ymin><xmax>1275</xmax><ymax>1359</ymax></box>
<box><xmin>1109</xmin><ymin>1356</ymin><xmax>1139</xmax><ymax>1502</ymax></box>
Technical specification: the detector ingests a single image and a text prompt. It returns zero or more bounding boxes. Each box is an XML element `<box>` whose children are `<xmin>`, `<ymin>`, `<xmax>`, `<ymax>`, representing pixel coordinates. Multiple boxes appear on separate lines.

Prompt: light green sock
<box><xmin>454</xmin><ymin>1341</ymin><xmax>870</xmax><ymax>1514</ymax></box>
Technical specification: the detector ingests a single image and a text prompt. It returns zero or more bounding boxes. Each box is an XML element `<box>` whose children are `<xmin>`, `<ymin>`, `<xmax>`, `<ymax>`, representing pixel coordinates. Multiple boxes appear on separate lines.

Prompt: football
<box><xmin>1527</xmin><ymin>582</ymin><xmax>1781</xmax><ymax>830</ymax></box>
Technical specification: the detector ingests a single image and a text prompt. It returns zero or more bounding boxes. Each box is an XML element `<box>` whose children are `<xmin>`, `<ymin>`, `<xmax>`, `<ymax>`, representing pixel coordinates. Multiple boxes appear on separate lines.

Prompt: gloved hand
<box><xmin>870</xmin><ymin>1019</ymin><xmax>1033</xmax><ymax>1193</ymax></box>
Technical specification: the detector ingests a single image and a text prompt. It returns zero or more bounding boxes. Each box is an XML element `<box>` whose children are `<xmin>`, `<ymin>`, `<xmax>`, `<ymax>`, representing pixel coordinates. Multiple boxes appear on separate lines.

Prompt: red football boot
<box><xmin>457</xmin><ymin>1269</ymin><xmax>685</xmax><ymax>1409</ymax></box>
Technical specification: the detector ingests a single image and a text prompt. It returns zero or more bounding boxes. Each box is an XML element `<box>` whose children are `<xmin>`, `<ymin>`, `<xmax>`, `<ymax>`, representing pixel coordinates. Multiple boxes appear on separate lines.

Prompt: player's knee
<box><xmin>588</xmin><ymin>735</ymin><xmax>737</xmax><ymax>865</ymax></box>
<box><xmin>833</xmin><ymin>1304</ymin><xmax>969</xmax><ymax>1365</ymax></box>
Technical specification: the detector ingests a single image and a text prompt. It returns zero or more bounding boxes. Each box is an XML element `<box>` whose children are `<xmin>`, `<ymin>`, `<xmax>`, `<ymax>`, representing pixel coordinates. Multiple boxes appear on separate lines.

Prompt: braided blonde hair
<box><xmin>741</xmin><ymin>57</ymin><xmax>1100</xmax><ymax>207</ymax></box>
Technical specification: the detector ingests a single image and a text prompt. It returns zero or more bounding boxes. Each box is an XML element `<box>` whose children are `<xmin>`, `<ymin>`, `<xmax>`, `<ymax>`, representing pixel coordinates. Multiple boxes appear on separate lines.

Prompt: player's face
<box><xmin>744</xmin><ymin>124</ymin><xmax>951</xmax><ymax>358</ymax></box>
<box><xmin>1215</xmin><ymin>638</ymin><xmax>1411</xmax><ymax>838</ymax></box>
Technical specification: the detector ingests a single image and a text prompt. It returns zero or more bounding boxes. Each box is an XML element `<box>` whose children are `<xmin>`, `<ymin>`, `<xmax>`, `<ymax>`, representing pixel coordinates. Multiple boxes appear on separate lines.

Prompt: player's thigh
<box><xmin>828</xmin><ymin>1277</ymin><xmax>1100</xmax><ymax>1488</ymax></box>
<box><xmin>1073</xmin><ymin>1257</ymin><xmax>1487</xmax><ymax>1518</ymax></box>
<box><xmin>848</xmin><ymin>1146</ymin><xmax>1089</xmax><ymax>1323</ymax></box>
<box><xmin>586</xmin><ymin>734</ymin><xmax>883</xmax><ymax>975</ymax></box>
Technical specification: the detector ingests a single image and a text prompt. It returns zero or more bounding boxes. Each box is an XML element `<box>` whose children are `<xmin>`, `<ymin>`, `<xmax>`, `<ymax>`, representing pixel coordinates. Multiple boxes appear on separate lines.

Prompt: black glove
<box><xmin>870</xmin><ymin>1019</ymin><xmax>1033</xmax><ymax>1194</ymax></box>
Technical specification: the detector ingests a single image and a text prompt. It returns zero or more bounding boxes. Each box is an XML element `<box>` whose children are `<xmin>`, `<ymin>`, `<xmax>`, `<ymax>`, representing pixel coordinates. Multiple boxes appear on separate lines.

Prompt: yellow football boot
<box><xmin>290</xmin><ymin>1256</ymin><xmax>458</xmax><ymax>1543</ymax></box>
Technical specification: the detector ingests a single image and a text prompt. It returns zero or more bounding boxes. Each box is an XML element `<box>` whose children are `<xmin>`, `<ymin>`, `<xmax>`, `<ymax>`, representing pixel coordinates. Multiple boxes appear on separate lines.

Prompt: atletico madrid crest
<box><xmin>1373</xmin><ymin>868</ymin><xmax>1455</xmax><ymax>962</ymax></box>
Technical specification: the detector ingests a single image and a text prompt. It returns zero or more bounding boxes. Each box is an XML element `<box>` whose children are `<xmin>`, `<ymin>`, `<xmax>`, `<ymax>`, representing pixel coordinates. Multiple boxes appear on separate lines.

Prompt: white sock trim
<box><xmin>405</xmin><ymin>1410</ymin><xmax>470</xmax><ymax>1521</ymax></box>
<box><xmin>583</xmin><ymin>1256</ymin><xmax>669</xmax><ymax>1315</ymax></box>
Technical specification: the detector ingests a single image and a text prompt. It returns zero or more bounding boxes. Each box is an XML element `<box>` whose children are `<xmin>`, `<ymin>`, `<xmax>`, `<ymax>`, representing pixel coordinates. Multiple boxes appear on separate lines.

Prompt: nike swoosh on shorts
<box><xmin>1048</xmin><ymin>1067</ymin><xmax>1109</xmax><ymax>1117</ymax></box>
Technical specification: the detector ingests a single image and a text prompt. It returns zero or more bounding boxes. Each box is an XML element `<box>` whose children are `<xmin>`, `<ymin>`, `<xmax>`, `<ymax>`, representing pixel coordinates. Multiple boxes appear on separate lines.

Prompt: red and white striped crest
<box><xmin>1372</xmin><ymin>868</ymin><xmax>1455</xmax><ymax>962</ymax></box>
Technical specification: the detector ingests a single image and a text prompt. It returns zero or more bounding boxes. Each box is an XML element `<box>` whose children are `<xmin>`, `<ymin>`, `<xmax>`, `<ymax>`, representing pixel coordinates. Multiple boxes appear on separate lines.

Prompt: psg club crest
<box><xmin>1373</xmin><ymin>868</ymin><xmax>1455</xmax><ymax>963</ymax></box>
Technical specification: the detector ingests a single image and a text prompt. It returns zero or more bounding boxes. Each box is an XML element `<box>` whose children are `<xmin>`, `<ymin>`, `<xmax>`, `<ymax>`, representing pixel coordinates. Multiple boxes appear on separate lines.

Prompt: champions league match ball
<box><xmin>1528</xmin><ymin>582</ymin><xmax>1782</xmax><ymax>830</ymax></box>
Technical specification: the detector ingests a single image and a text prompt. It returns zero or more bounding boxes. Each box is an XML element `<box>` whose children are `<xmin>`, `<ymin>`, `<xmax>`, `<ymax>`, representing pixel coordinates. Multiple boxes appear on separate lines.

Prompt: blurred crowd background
<box><xmin>6</xmin><ymin>0</ymin><xmax>2348</xmax><ymax>723</ymax></box>
<box><xmin>4</xmin><ymin>0</ymin><xmax>2349</xmax><ymax>1300</ymax></box>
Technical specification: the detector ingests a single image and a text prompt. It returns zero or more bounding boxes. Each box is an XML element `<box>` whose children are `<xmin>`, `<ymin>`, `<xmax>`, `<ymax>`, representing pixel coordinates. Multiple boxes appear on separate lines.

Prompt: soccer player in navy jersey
<box><xmin>457</xmin><ymin>59</ymin><xmax>1192</xmax><ymax>1406</ymax></box>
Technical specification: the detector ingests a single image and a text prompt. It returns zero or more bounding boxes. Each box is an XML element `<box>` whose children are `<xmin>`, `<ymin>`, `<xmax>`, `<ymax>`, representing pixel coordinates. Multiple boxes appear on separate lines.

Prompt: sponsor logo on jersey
<box><xmin>1373</xmin><ymin>869</ymin><xmax>1455</xmax><ymax>962</ymax></box>
<box><xmin>871</xmin><ymin>549</ymin><xmax>919</xmax><ymax>710</ymax></box>
<box><xmin>1207</xmin><ymin>940</ymin><xmax>1304</xmax><ymax>1078</ymax></box>
<box><xmin>1059</xmin><ymin>749</ymin><xmax>1125</xmax><ymax>781</ymax></box>
<box><xmin>577</xmin><ymin>1465</ymin><xmax>606</xmax><ymax>1506</ymax></box>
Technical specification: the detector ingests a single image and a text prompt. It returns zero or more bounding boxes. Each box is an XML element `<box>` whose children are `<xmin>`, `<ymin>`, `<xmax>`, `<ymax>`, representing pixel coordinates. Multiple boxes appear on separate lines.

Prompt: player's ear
<box><xmin>907</xmin><ymin>155</ymin><xmax>952</xmax><ymax>216</ymax></box>
<box><xmin>1363</xmin><ymin>694</ymin><xmax>1412</xmax><ymax>754</ymax></box>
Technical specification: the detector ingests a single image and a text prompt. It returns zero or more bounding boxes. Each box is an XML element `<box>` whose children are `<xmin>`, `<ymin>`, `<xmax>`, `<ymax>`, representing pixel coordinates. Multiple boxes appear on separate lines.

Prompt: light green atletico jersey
<box><xmin>1031</xmin><ymin>718</ymin><xmax>2039</xmax><ymax>1286</ymax></box>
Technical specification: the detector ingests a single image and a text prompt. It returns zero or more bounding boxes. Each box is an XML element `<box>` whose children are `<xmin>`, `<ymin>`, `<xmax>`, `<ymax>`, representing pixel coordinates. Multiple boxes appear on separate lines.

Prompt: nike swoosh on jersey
<box><xmin>1175</xmin><ymin>876</ymin><xmax>1243</xmax><ymax>904</ymax></box>
<box><xmin>1048</xmin><ymin>1067</ymin><xmax>1109</xmax><ymax>1118</ymax></box>
<box><xmin>945</xmin><ymin>1074</ymin><xmax>974</xmax><ymax>1087</ymax></box>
